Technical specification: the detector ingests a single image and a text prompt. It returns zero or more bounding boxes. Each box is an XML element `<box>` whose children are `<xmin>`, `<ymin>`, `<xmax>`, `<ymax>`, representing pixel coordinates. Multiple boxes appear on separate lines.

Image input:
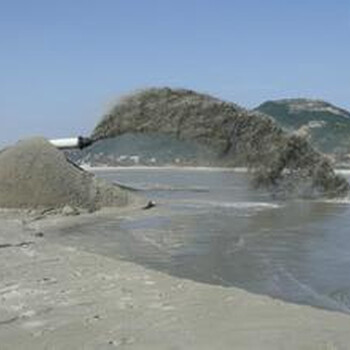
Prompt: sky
<box><xmin>0</xmin><ymin>0</ymin><xmax>349</xmax><ymax>146</ymax></box>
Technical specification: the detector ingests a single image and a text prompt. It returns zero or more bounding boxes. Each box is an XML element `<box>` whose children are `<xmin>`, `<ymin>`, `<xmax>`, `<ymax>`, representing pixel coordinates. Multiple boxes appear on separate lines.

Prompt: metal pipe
<box><xmin>49</xmin><ymin>136</ymin><xmax>93</xmax><ymax>150</ymax></box>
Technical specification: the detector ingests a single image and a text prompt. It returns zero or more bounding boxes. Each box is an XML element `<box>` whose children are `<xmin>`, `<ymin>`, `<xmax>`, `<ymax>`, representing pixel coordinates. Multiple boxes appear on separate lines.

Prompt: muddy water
<box><xmin>58</xmin><ymin>168</ymin><xmax>350</xmax><ymax>313</ymax></box>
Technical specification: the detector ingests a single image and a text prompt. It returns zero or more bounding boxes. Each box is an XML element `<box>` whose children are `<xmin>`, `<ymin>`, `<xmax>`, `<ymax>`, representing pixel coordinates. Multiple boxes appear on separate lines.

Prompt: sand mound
<box><xmin>0</xmin><ymin>138</ymin><xmax>130</xmax><ymax>210</ymax></box>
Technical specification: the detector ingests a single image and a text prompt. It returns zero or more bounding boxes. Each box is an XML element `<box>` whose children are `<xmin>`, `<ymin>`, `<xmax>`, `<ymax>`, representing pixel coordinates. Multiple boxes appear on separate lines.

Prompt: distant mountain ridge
<box><xmin>255</xmin><ymin>98</ymin><xmax>350</xmax><ymax>155</ymax></box>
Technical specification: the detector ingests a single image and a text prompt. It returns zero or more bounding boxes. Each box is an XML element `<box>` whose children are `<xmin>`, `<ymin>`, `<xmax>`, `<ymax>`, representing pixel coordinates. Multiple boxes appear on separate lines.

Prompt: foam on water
<box><xmin>335</xmin><ymin>169</ymin><xmax>350</xmax><ymax>175</ymax></box>
<box><xmin>316</xmin><ymin>197</ymin><xmax>350</xmax><ymax>205</ymax></box>
<box><xmin>176</xmin><ymin>200</ymin><xmax>282</xmax><ymax>210</ymax></box>
<box><xmin>130</xmin><ymin>184</ymin><xmax>211</xmax><ymax>192</ymax></box>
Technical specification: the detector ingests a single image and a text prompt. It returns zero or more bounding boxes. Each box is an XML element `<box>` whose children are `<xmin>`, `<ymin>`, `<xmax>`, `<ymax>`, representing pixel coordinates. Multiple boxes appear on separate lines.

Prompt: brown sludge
<box><xmin>0</xmin><ymin>137</ymin><xmax>130</xmax><ymax>211</ymax></box>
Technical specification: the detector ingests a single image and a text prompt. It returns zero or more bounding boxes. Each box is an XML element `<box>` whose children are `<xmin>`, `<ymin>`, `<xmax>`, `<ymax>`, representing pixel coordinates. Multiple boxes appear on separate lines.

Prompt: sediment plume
<box><xmin>0</xmin><ymin>137</ymin><xmax>131</xmax><ymax>210</ymax></box>
<box><xmin>92</xmin><ymin>87</ymin><xmax>349</xmax><ymax>198</ymax></box>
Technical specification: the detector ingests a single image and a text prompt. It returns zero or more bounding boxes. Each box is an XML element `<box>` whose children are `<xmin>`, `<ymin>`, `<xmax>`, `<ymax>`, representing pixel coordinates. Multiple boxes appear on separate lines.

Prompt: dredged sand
<box><xmin>0</xmin><ymin>209</ymin><xmax>350</xmax><ymax>350</ymax></box>
<box><xmin>0</xmin><ymin>138</ymin><xmax>135</xmax><ymax>211</ymax></box>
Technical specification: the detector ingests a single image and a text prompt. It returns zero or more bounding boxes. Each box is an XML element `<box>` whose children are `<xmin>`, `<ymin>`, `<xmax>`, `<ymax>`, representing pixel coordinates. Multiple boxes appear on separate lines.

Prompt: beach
<box><xmin>1</xmin><ymin>206</ymin><xmax>350</xmax><ymax>350</ymax></box>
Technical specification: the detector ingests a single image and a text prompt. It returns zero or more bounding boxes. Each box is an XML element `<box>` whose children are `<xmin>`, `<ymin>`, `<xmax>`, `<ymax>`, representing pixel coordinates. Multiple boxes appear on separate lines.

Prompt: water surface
<box><xmin>59</xmin><ymin>168</ymin><xmax>350</xmax><ymax>313</ymax></box>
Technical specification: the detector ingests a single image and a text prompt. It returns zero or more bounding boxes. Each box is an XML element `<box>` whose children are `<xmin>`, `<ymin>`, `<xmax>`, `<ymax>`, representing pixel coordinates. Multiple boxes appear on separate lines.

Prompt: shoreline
<box><xmin>83</xmin><ymin>165</ymin><xmax>248</xmax><ymax>172</ymax></box>
<box><xmin>1</xmin><ymin>209</ymin><xmax>350</xmax><ymax>349</ymax></box>
<box><xmin>83</xmin><ymin>164</ymin><xmax>350</xmax><ymax>176</ymax></box>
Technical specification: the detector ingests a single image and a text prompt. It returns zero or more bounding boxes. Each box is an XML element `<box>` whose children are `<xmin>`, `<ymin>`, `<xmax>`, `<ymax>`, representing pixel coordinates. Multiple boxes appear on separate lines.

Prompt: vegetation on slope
<box><xmin>255</xmin><ymin>99</ymin><xmax>350</xmax><ymax>155</ymax></box>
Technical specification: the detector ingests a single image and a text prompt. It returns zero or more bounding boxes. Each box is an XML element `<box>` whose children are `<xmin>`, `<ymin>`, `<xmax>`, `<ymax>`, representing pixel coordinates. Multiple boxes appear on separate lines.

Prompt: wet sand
<box><xmin>1</xmin><ymin>209</ymin><xmax>350</xmax><ymax>349</ymax></box>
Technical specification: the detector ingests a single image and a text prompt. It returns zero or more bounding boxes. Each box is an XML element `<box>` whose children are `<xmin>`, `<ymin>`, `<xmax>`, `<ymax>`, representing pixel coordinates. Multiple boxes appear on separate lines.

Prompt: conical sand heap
<box><xmin>0</xmin><ymin>137</ymin><xmax>131</xmax><ymax>210</ymax></box>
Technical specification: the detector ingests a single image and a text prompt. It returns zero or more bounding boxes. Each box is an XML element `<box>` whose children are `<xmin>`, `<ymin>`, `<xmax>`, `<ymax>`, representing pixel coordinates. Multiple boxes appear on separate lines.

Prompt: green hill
<box><xmin>255</xmin><ymin>99</ymin><xmax>350</xmax><ymax>155</ymax></box>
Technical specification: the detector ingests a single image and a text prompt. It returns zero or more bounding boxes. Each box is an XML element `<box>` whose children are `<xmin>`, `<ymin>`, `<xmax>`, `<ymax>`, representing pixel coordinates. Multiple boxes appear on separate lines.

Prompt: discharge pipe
<box><xmin>49</xmin><ymin>136</ymin><xmax>93</xmax><ymax>150</ymax></box>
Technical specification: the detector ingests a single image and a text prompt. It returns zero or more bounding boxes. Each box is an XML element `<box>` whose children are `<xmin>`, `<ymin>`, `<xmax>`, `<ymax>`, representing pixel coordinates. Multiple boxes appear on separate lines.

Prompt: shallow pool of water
<box><xmin>57</xmin><ymin>168</ymin><xmax>350</xmax><ymax>313</ymax></box>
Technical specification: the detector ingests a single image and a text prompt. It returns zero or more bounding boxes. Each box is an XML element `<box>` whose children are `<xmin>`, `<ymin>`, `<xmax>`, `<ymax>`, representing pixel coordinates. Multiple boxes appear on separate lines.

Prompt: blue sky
<box><xmin>0</xmin><ymin>0</ymin><xmax>349</xmax><ymax>146</ymax></box>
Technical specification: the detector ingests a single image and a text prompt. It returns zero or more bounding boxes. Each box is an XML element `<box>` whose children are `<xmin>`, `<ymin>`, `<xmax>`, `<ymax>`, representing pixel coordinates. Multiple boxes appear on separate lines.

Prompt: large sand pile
<box><xmin>0</xmin><ymin>137</ymin><xmax>130</xmax><ymax>210</ymax></box>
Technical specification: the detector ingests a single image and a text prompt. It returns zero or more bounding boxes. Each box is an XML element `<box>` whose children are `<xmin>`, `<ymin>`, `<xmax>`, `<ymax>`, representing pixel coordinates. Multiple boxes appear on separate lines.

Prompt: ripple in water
<box><xmin>61</xmin><ymin>168</ymin><xmax>350</xmax><ymax>314</ymax></box>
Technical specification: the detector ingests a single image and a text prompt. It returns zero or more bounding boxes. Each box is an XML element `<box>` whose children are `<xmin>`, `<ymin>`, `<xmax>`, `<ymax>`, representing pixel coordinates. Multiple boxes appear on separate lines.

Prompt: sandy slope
<box><xmin>0</xmin><ymin>138</ymin><xmax>132</xmax><ymax>210</ymax></box>
<box><xmin>1</xmin><ymin>210</ymin><xmax>350</xmax><ymax>350</ymax></box>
